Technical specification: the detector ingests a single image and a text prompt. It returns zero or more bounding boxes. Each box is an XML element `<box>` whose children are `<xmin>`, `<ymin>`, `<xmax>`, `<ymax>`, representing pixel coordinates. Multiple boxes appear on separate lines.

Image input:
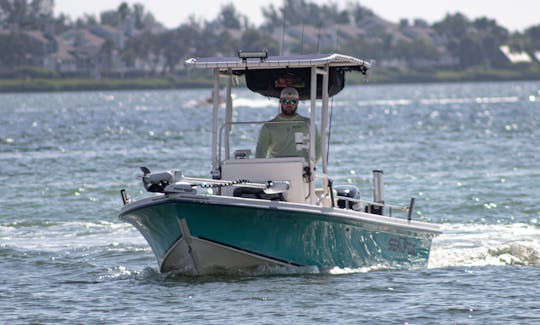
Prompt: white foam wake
<box><xmin>428</xmin><ymin>223</ymin><xmax>540</xmax><ymax>268</ymax></box>
<box><xmin>0</xmin><ymin>221</ymin><xmax>146</xmax><ymax>252</ymax></box>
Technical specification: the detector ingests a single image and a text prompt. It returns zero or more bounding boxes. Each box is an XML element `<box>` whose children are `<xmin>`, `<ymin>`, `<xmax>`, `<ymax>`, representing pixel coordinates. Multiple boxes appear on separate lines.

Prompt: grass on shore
<box><xmin>1</xmin><ymin>67</ymin><xmax>539</xmax><ymax>92</ymax></box>
<box><xmin>0</xmin><ymin>77</ymin><xmax>211</xmax><ymax>92</ymax></box>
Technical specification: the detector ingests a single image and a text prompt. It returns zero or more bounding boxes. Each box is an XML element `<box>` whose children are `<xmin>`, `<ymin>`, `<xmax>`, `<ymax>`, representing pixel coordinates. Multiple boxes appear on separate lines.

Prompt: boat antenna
<box><xmin>326</xmin><ymin>96</ymin><xmax>335</xmax><ymax>163</ymax></box>
<box><xmin>280</xmin><ymin>8</ymin><xmax>286</xmax><ymax>55</ymax></box>
<box><xmin>300</xmin><ymin>23</ymin><xmax>305</xmax><ymax>54</ymax></box>
<box><xmin>317</xmin><ymin>21</ymin><xmax>321</xmax><ymax>53</ymax></box>
<box><xmin>335</xmin><ymin>28</ymin><xmax>339</xmax><ymax>52</ymax></box>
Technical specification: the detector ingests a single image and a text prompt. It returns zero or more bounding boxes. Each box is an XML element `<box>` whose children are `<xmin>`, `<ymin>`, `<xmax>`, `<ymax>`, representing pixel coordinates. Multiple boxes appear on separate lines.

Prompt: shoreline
<box><xmin>1</xmin><ymin>70</ymin><xmax>539</xmax><ymax>93</ymax></box>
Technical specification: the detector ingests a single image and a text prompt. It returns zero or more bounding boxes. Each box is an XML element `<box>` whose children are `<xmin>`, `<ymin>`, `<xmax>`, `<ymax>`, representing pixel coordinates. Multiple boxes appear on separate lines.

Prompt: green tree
<box><xmin>160</xmin><ymin>25</ymin><xmax>198</xmax><ymax>74</ymax></box>
<box><xmin>260</xmin><ymin>4</ymin><xmax>280</xmax><ymax>32</ymax></box>
<box><xmin>99</xmin><ymin>39</ymin><xmax>116</xmax><ymax>71</ymax></box>
<box><xmin>123</xmin><ymin>31</ymin><xmax>154</xmax><ymax>69</ymax></box>
<box><xmin>0</xmin><ymin>32</ymin><xmax>43</xmax><ymax>66</ymax></box>
<box><xmin>261</xmin><ymin>0</ymin><xmax>350</xmax><ymax>31</ymax></box>
<box><xmin>349</xmin><ymin>3</ymin><xmax>374</xmax><ymax>26</ymax></box>
<box><xmin>0</xmin><ymin>0</ymin><xmax>28</xmax><ymax>28</ymax></box>
<box><xmin>523</xmin><ymin>25</ymin><xmax>540</xmax><ymax>51</ymax></box>
<box><xmin>341</xmin><ymin>36</ymin><xmax>384</xmax><ymax>61</ymax></box>
<box><xmin>0</xmin><ymin>0</ymin><xmax>52</xmax><ymax>29</ymax></box>
<box><xmin>238</xmin><ymin>28</ymin><xmax>279</xmax><ymax>55</ymax></box>
<box><xmin>100</xmin><ymin>10</ymin><xmax>120</xmax><ymax>27</ymax></box>
<box><xmin>117</xmin><ymin>2</ymin><xmax>130</xmax><ymax>21</ymax></box>
<box><xmin>218</xmin><ymin>3</ymin><xmax>242</xmax><ymax>29</ymax></box>
<box><xmin>393</xmin><ymin>38</ymin><xmax>439</xmax><ymax>62</ymax></box>
<box><xmin>75</xmin><ymin>13</ymin><xmax>97</xmax><ymax>27</ymax></box>
<box><xmin>433</xmin><ymin>13</ymin><xmax>469</xmax><ymax>39</ymax></box>
<box><xmin>132</xmin><ymin>3</ymin><xmax>145</xmax><ymax>29</ymax></box>
<box><xmin>433</xmin><ymin>13</ymin><xmax>511</xmax><ymax>68</ymax></box>
<box><xmin>472</xmin><ymin>17</ymin><xmax>510</xmax><ymax>67</ymax></box>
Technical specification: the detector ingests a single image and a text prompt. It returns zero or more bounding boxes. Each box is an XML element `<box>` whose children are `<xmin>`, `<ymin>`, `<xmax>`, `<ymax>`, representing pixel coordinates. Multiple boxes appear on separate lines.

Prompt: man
<box><xmin>255</xmin><ymin>87</ymin><xmax>320</xmax><ymax>161</ymax></box>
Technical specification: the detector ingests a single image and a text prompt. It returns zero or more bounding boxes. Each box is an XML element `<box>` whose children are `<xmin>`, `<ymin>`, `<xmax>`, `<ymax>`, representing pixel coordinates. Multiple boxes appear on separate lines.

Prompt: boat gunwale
<box><xmin>119</xmin><ymin>193</ymin><xmax>441</xmax><ymax>236</ymax></box>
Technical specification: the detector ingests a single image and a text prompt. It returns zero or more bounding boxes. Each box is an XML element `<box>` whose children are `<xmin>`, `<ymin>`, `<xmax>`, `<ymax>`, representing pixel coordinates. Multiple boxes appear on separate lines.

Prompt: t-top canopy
<box><xmin>185</xmin><ymin>53</ymin><xmax>372</xmax><ymax>99</ymax></box>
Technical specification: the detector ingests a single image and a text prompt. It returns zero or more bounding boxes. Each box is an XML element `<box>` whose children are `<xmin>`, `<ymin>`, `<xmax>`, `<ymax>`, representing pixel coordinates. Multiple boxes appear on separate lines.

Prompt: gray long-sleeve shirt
<box><xmin>255</xmin><ymin>114</ymin><xmax>320</xmax><ymax>161</ymax></box>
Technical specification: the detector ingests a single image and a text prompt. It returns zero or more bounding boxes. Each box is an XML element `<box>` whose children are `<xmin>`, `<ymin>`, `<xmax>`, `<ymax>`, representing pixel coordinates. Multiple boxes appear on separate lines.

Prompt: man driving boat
<box><xmin>255</xmin><ymin>87</ymin><xmax>321</xmax><ymax>161</ymax></box>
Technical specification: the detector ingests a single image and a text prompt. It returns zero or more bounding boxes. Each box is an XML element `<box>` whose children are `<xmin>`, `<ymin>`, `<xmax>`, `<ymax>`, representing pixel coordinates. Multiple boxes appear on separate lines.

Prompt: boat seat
<box><xmin>233</xmin><ymin>187</ymin><xmax>284</xmax><ymax>201</ymax></box>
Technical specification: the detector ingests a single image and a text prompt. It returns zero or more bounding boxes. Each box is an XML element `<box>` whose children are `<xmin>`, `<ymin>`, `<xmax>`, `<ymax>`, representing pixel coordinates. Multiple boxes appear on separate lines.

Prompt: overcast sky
<box><xmin>54</xmin><ymin>0</ymin><xmax>539</xmax><ymax>32</ymax></box>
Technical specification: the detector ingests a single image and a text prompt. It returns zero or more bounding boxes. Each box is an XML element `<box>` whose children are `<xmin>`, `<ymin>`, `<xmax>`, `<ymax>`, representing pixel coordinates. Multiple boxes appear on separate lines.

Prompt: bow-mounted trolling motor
<box><xmin>140</xmin><ymin>166</ymin><xmax>195</xmax><ymax>193</ymax></box>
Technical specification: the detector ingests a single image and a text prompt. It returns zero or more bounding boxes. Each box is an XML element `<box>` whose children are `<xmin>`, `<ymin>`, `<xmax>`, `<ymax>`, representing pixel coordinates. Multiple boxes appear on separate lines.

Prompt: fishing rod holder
<box><xmin>372</xmin><ymin>170</ymin><xmax>384</xmax><ymax>215</ymax></box>
<box><xmin>407</xmin><ymin>197</ymin><xmax>415</xmax><ymax>221</ymax></box>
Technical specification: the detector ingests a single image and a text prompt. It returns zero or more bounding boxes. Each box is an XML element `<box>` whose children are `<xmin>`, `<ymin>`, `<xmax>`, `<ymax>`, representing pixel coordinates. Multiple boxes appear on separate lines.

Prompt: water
<box><xmin>1</xmin><ymin>81</ymin><xmax>539</xmax><ymax>323</ymax></box>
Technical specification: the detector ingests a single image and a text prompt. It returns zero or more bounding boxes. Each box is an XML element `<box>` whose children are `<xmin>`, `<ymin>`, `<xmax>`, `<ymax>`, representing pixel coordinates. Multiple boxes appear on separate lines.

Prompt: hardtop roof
<box><xmin>185</xmin><ymin>53</ymin><xmax>372</xmax><ymax>75</ymax></box>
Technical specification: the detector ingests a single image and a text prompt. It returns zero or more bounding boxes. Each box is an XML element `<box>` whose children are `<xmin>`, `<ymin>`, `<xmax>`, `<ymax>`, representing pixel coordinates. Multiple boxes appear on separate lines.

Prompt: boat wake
<box><xmin>149</xmin><ymin>222</ymin><xmax>540</xmax><ymax>277</ymax></box>
<box><xmin>129</xmin><ymin>263</ymin><xmax>416</xmax><ymax>280</ymax></box>
<box><xmin>183</xmin><ymin>95</ymin><xmax>273</xmax><ymax>109</ymax></box>
<box><xmin>429</xmin><ymin>223</ymin><xmax>540</xmax><ymax>268</ymax></box>
<box><xmin>231</xmin><ymin>96</ymin><xmax>274</xmax><ymax>108</ymax></box>
<box><xmin>2</xmin><ymin>220</ymin><xmax>538</xmax><ymax>281</ymax></box>
<box><xmin>0</xmin><ymin>220</ymin><xmax>141</xmax><ymax>251</ymax></box>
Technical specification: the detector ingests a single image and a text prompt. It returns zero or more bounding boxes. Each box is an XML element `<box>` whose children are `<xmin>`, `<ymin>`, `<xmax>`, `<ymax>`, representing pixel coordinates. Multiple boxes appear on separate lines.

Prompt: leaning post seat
<box><xmin>220</xmin><ymin>157</ymin><xmax>308</xmax><ymax>203</ymax></box>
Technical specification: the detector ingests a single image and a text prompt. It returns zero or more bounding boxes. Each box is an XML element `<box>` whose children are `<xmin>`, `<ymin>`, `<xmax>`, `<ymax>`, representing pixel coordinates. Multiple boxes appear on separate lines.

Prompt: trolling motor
<box><xmin>140</xmin><ymin>167</ymin><xmax>193</xmax><ymax>193</ymax></box>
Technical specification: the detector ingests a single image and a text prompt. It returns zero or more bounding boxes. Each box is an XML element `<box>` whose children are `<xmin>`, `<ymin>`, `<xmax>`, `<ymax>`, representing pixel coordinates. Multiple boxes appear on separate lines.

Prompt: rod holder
<box><xmin>373</xmin><ymin>170</ymin><xmax>384</xmax><ymax>203</ymax></box>
<box><xmin>328</xmin><ymin>179</ymin><xmax>335</xmax><ymax>208</ymax></box>
<box><xmin>120</xmin><ymin>189</ymin><xmax>129</xmax><ymax>205</ymax></box>
<box><xmin>372</xmin><ymin>170</ymin><xmax>384</xmax><ymax>215</ymax></box>
<box><xmin>407</xmin><ymin>197</ymin><xmax>415</xmax><ymax>221</ymax></box>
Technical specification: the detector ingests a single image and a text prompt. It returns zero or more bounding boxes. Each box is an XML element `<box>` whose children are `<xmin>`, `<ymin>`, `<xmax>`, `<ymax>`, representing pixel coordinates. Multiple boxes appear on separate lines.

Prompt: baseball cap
<box><xmin>280</xmin><ymin>87</ymin><xmax>299</xmax><ymax>99</ymax></box>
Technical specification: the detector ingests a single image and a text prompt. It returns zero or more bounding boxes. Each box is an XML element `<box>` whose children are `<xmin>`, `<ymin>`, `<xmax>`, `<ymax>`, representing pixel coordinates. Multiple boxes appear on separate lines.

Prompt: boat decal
<box><xmin>387</xmin><ymin>236</ymin><xmax>417</xmax><ymax>255</ymax></box>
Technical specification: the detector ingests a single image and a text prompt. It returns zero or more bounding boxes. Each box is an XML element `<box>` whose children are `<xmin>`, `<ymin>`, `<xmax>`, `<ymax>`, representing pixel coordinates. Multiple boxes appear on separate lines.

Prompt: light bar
<box><xmin>238</xmin><ymin>50</ymin><xmax>268</xmax><ymax>61</ymax></box>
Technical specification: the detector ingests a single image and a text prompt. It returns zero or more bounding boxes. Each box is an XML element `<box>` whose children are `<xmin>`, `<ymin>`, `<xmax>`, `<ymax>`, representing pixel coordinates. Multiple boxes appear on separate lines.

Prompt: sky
<box><xmin>54</xmin><ymin>0</ymin><xmax>540</xmax><ymax>32</ymax></box>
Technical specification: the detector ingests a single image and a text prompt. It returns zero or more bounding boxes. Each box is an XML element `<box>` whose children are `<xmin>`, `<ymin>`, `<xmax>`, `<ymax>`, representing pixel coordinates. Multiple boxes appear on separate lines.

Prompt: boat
<box><xmin>118</xmin><ymin>51</ymin><xmax>441</xmax><ymax>275</ymax></box>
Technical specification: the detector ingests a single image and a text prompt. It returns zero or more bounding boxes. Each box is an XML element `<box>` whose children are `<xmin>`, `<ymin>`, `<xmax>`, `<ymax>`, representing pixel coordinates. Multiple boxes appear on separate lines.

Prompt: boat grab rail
<box><xmin>218</xmin><ymin>120</ymin><xmax>265</xmax><ymax>163</ymax></box>
<box><xmin>182</xmin><ymin>176</ymin><xmax>289</xmax><ymax>194</ymax></box>
<box><xmin>218</xmin><ymin>120</ymin><xmax>316</xmax><ymax>162</ymax></box>
<box><xmin>335</xmin><ymin>195</ymin><xmax>413</xmax><ymax>219</ymax></box>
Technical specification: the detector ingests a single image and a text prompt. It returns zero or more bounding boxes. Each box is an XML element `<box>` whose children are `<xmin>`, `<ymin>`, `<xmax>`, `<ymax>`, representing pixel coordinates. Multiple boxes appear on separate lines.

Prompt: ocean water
<box><xmin>1</xmin><ymin>81</ymin><xmax>539</xmax><ymax>324</ymax></box>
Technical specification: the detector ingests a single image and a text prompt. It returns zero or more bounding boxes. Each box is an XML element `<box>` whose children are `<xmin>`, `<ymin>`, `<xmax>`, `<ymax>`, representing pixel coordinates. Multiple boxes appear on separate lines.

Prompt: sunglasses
<box><xmin>281</xmin><ymin>99</ymin><xmax>298</xmax><ymax>105</ymax></box>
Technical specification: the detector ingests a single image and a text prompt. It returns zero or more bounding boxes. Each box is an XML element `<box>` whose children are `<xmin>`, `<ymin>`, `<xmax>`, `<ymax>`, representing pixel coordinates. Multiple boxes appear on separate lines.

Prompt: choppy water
<box><xmin>1</xmin><ymin>81</ymin><xmax>539</xmax><ymax>324</ymax></box>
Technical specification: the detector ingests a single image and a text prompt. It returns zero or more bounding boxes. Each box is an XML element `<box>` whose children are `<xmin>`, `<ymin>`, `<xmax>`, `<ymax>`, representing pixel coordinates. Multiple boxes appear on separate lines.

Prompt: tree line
<box><xmin>1</xmin><ymin>0</ymin><xmax>539</xmax><ymax>79</ymax></box>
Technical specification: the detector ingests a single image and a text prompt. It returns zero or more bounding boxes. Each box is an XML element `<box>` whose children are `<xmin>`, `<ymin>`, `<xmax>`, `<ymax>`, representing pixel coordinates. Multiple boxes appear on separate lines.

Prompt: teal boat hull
<box><xmin>119</xmin><ymin>194</ymin><xmax>439</xmax><ymax>274</ymax></box>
